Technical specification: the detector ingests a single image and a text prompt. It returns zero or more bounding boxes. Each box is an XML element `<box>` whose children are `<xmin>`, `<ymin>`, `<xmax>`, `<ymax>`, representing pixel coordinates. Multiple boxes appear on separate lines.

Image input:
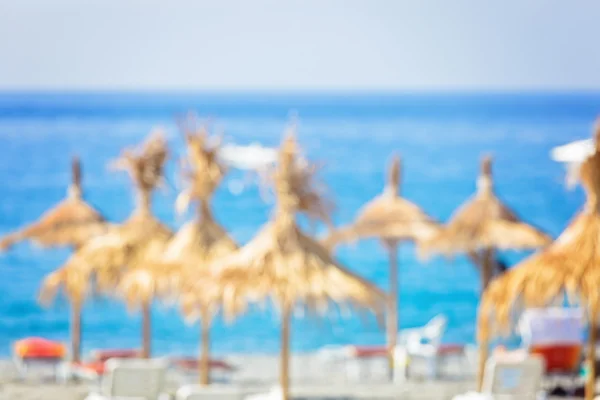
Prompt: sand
<box><xmin>0</xmin><ymin>354</ymin><xmax>585</xmax><ymax>399</ymax></box>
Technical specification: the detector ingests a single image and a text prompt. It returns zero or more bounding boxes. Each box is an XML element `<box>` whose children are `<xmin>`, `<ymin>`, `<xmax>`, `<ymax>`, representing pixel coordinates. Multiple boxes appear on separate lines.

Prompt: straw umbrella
<box><xmin>418</xmin><ymin>155</ymin><xmax>551</xmax><ymax>292</ymax></box>
<box><xmin>477</xmin><ymin>127</ymin><xmax>600</xmax><ymax>400</ymax></box>
<box><xmin>151</xmin><ymin>124</ymin><xmax>238</xmax><ymax>384</ymax></box>
<box><xmin>209</xmin><ymin>134</ymin><xmax>386</xmax><ymax>400</ymax></box>
<box><xmin>0</xmin><ymin>157</ymin><xmax>106</xmax><ymax>251</ymax></box>
<box><xmin>322</xmin><ymin>155</ymin><xmax>440</xmax><ymax>375</ymax></box>
<box><xmin>0</xmin><ymin>157</ymin><xmax>107</xmax><ymax>363</ymax></box>
<box><xmin>63</xmin><ymin>131</ymin><xmax>172</xmax><ymax>358</ymax></box>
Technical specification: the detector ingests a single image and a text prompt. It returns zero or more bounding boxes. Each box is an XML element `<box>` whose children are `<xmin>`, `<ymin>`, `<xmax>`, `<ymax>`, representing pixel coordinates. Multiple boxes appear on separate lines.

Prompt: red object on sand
<box><xmin>437</xmin><ymin>344</ymin><xmax>465</xmax><ymax>356</ymax></box>
<box><xmin>352</xmin><ymin>344</ymin><xmax>465</xmax><ymax>359</ymax></box>
<box><xmin>171</xmin><ymin>357</ymin><xmax>235</xmax><ymax>372</ymax></box>
<box><xmin>93</xmin><ymin>349</ymin><xmax>141</xmax><ymax>363</ymax></box>
<box><xmin>352</xmin><ymin>346</ymin><xmax>388</xmax><ymax>358</ymax></box>
<box><xmin>14</xmin><ymin>337</ymin><xmax>66</xmax><ymax>359</ymax></box>
<box><xmin>73</xmin><ymin>361</ymin><xmax>106</xmax><ymax>375</ymax></box>
<box><xmin>530</xmin><ymin>344</ymin><xmax>582</xmax><ymax>373</ymax></box>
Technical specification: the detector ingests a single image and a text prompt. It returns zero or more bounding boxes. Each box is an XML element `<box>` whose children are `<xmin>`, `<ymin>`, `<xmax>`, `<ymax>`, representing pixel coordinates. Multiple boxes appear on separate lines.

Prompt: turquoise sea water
<box><xmin>0</xmin><ymin>92</ymin><xmax>598</xmax><ymax>356</ymax></box>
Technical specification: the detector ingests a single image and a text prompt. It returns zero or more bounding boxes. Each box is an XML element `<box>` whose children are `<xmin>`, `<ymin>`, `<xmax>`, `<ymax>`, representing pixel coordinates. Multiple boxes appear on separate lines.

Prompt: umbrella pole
<box><xmin>476</xmin><ymin>330</ymin><xmax>489</xmax><ymax>391</ymax></box>
<box><xmin>71</xmin><ymin>299</ymin><xmax>82</xmax><ymax>363</ymax></box>
<box><xmin>385</xmin><ymin>240</ymin><xmax>399</xmax><ymax>380</ymax></box>
<box><xmin>142</xmin><ymin>300</ymin><xmax>151</xmax><ymax>358</ymax></box>
<box><xmin>586</xmin><ymin>306</ymin><xmax>598</xmax><ymax>400</ymax></box>
<box><xmin>480</xmin><ymin>249</ymin><xmax>493</xmax><ymax>292</ymax></box>
<box><xmin>281</xmin><ymin>305</ymin><xmax>291</xmax><ymax>400</ymax></box>
<box><xmin>200</xmin><ymin>315</ymin><xmax>211</xmax><ymax>385</ymax></box>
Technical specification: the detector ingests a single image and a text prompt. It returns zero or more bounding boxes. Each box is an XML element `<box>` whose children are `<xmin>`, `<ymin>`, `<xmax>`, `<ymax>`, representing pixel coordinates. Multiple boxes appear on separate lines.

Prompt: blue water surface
<box><xmin>0</xmin><ymin>92</ymin><xmax>598</xmax><ymax>356</ymax></box>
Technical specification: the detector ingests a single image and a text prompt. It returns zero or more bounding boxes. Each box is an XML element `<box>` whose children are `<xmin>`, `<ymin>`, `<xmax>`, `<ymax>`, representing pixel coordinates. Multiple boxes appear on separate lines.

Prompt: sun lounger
<box><xmin>518</xmin><ymin>308</ymin><xmax>583</xmax><ymax>374</ymax></box>
<box><xmin>92</xmin><ymin>349</ymin><xmax>142</xmax><ymax>363</ymax></box>
<box><xmin>453</xmin><ymin>354</ymin><xmax>545</xmax><ymax>400</ymax></box>
<box><xmin>176</xmin><ymin>384</ymin><xmax>259</xmax><ymax>400</ymax></box>
<box><xmin>169</xmin><ymin>357</ymin><xmax>236</xmax><ymax>384</ymax></box>
<box><xmin>84</xmin><ymin>358</ymin><xmax>169</xmax><ymax>400</ymax></box>
<box><xmin>13</xmin><ymin>337</ymin><xmax>66</xmax><ymax>382</ymax></box>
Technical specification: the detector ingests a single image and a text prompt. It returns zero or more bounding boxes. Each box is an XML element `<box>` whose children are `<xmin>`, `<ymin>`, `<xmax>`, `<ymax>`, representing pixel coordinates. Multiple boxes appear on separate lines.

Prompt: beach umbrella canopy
<box><xmin>418</xmin><ymin>155</ymin><xmax>551</xmax><ymax>291</ymax></box>
<box><xmin>2</xmin><ymin>157</ymin><xmax>107</xmax><ymax>363</ymax></box>
<box><xmin>63</xmin><ymin>130</ymin><xmax>172</xmax><ymax>358</ymax></box>
<box><xmin>208</xmin><ymin>134</ymin><xmax>386</xmax><ymax>400</ymax></box>
<box><xmin>322</xmin><ymin>155</ymin><xmax>440</xmax><ymax>375</ymax></box>
<box><xmin>0</xmin><ymin>157</ymin><xmax>106</xmax><ymax>251</ymax></box>
<box><xmin>151</xmin><ymin>124</ymin><xmax>238</xmax><ymax>384</ymax></box>
<box><xmin>478</xmin><ymin>127</ymin><xmax>600</xmax><ymax>400</ymax></box>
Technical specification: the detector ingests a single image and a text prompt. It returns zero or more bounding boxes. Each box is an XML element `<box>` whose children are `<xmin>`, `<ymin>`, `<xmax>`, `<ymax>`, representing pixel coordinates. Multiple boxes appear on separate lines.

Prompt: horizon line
<box><xmin>2</xmin><ymin>87</ymin><xmax>600</xmax><ymax>96</ymax></box>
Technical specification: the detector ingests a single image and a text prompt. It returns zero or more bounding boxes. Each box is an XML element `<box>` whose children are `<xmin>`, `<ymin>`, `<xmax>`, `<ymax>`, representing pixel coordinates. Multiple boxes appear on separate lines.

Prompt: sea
<box><xmin>0</xmin><ymin>92</ymin><xmax>598</xmax><ymax>357</ymax></box>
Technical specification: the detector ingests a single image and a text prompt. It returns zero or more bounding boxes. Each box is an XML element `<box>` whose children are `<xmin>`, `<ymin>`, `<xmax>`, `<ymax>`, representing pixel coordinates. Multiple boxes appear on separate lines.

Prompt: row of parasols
<box><xmin>0</xmin><ymin>115</ymin><xmax>596</xmax><ymax>400</ymax></box>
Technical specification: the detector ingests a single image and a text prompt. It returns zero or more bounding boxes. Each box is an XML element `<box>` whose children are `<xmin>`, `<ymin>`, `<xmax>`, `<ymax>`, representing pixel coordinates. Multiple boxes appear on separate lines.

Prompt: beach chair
<box><xmin>518</xmin><ymin>308</ymin><xmax>583</xmax><ymax>374</ymax></box>
<box><xmin>84</xmin><ymin>358</ymin><xmax>169</xmax><ymax>400</ymax></box>
<box><xmin>169</xmin><ymin>356</ymin><xmax>237</xmax><ymax>384</ymax></box>
<box><xmin>453</xmin><ymin>354</ymin><xmax>545</xmax><ymax>400</ymax></box>
<box><xmin>13</xmin><ymin>337</ymin><xmax>66</xmax><ymax>382</ymax></box>
<box><xmin>397</xmin><ymin>314</ymin><xmax>448</xmax><ymax>379</ymax></box>
<box><xmin>58</xmin><ymin>360</ymin><xmax>106</xmax><ymax>383</ymax></box>
<box><xmin>176</xmin><ymin>384</ymin><xmax>258</xmax><ymax>400</ymax></box>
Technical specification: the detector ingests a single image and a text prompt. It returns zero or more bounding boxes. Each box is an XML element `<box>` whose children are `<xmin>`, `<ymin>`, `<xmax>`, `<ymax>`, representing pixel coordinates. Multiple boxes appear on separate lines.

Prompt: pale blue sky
<box><xmin>1</xmin><ymin>0</ymin><xmax>600</xmax><ymax>91</ymax></box>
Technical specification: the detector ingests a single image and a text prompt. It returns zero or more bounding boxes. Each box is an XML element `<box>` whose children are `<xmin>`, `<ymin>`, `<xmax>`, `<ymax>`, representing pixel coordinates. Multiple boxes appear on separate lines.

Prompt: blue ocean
<box><xmin>0</xmin><ymin>92</ymin><xmax>598</xmax><ymax>357</ymax></box>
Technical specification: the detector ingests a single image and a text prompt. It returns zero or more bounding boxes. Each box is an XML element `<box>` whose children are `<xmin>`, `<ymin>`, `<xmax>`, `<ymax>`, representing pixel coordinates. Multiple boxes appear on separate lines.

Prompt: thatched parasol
<box><xmin>150</xmin><ymin>124</ymin><xmax>238</xmax><ymax>384</ymax></box>
<box><xmin>418</xmin><ymin>155</ymin><xmax>551</xmax><ymax>292</ymax></box>
<box><xmin>477</xmin><ymin>126</ymin><xmax>600</xmax><ymax>400</ymax></box>
<box><xmin>209</xmin><ymin>134</ymin><xmax>386</xmax><ymax>400</ymax></box>
<box><xmin>0</xmin><ymin>157</ymin><xmax>106</xmax><ymax>251</ymax></box>
<box><xmin>1</xmin><ymin>157</ymin><xmax>107</xmax><ymax>363</ymax></box>
<box><xmin>322</xmin><ymin>155</ymin><xmax>440</xmax><ymax>376</ymax></box>
<box><xmin>63</xmin><ymin>130</ymin><xmax>172</xmax><ymax>358</ymax></box>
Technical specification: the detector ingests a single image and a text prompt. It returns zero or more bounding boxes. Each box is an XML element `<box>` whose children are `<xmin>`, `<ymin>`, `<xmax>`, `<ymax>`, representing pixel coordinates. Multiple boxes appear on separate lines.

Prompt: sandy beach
<box><xmin>0</xmin><ymin>354</ymin><xmax>479</xmax><ymax>400</ymax></box>
<box><xmin>0</xmin><ymin>352</ymin><xmax>588</xmax><ymax>400</ymax></box>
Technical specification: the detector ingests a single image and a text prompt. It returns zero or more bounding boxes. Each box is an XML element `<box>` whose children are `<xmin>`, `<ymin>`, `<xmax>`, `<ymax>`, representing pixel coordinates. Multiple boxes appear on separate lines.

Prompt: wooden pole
<box><xmin>385</xmin><ymin>240</ymin><xmax>399</xmax><ymax>380</ymax></box>
<box><xmin>142</xmin><ymin>300</ymin><xmax>152</xmax><ymax>358</ymax></box>
<box><xmin>71</xmin><ymin>300</ymin><xmax>82</xmax><ymax>363</ymax></box>
<box><xmin>281</xmin><ymin>305</ymin><xmax>291</xmax><ymax>400</ymax></box>
<box><xmin>480</xmin><ymin>249</ymin><xmax>493</xmax><ymax>292</ymax></box>
<box><xmin>586</xmin><ymin>306</ymin><xmax>598</xmax><ymax>400</ymax></box>
<box><xmin>200</xmin><ymin>314</ymin><xmax>211</xmax><ymax>385</ymax></box>
<box><xmin>477</xmin><ymin>330</ymin><xmax>489</xmax><ymax>391</ymax></box>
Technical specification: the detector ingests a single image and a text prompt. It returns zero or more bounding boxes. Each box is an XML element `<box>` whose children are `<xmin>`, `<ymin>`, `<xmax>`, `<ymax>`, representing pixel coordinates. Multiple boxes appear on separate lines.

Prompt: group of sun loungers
<box><xmin>10</xmin><ymin>309</ymin><xmax>591</xmax><ymax>399</ymax></box>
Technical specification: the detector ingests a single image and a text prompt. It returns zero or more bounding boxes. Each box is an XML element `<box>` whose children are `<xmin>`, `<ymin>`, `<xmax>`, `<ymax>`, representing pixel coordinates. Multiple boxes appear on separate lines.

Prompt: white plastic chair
<box><xmin>453</xmin><ymin>354</ymin><xmax>545</xmax><ymax>400</ymax></box>
<box><xmin>84</xmin><ymin>358</ymin><xmax>169</xmax><ymax>400</ymax></box>
<box><xmin>397</xmin><ymin>314</ymin><xmax>447</xmax><ymax>379</ymax></box>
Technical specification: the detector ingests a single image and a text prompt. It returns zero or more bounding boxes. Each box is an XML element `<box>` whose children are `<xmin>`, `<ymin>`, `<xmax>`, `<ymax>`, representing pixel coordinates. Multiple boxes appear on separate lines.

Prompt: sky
<box><xmin>1</xmin><ymin>0</ymin><xmax>600</xmax><ymax>91</ymax></box>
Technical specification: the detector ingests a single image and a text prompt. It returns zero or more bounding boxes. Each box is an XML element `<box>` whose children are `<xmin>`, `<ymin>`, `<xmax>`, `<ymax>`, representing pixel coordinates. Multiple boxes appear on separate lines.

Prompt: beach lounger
<box><xmin>518</xmin><ymin>308</ymin><xmax>583</xmax><ymax>374</ymax></box>
<box><xmin>176</xmin><ymin>384</ymin><xmax>258</xmax><ymax>400</ymax></box>
<box><xmin>13</xmin><ymin>337</ymin><xmax>66</xmax><ymax>382</ymax></box>
<box><xmin>92</xmin><ymin>349</ymin><xmax>142</xmax><ymax>363</ymax></box>
<box><xmin>453</xmin><ymin>354</ymin><xmax>545</xmax><ymax>400</ymax></box>
<box><xmin>84</xmin><ymin>358</ymin><xmax>169</xmax><ymax>400</ymax></box>
<box><xmin>169</xmin><ymin>356</ymin><xmax>236</xmax><ymax>384</ymax></box>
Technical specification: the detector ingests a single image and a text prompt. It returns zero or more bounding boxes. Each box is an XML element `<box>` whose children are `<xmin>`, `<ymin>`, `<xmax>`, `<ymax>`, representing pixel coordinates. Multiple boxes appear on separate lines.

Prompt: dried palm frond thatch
<box><xmin>418</xmin><ymin>155</ymin><xmax>551</xmax><ymax>291</ymax></box>
<box><xmin>4</xmin><ymin>157</ymin><xmax>108</xmax><ymax>363</ymax></box>
<box><xmin>209</xmin><ymin>134</ymin><xmax>385</xmax><ymax>400</ymax></box>
<box><xmin>477</xmin><ymin>126</ymin><xmax>600</xmax><ymax>400</ymax></box>
<box><xmin>0</xmin><ymin>157</ymin><xmax>106</xmax><ymax>251</ymax></box>
<box><xmin>63</xmin><ymin>130</ymin><xmax>173</xmax><ymax>358</ymax></box>
<box><xmin>321</xmin><ymin>154</ymin><xmax>439</xmax><ymax>376</ymax></box>
<box><xmin>143</xmin><ymin>122</ymin><xmax>237</xmax><ymax>383</ymax></box>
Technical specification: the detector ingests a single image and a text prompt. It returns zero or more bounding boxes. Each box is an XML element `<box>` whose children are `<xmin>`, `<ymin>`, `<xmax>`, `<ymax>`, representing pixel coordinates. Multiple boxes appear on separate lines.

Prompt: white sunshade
<box><xmin>550</xmin><ymin>139</ymin><xmax>594</xmax><ymax>163</ymax></box>
<box><xmin>550</xmin><ymin>139</ymin><xmax>594</xmax><ymax>188</ymax></box>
